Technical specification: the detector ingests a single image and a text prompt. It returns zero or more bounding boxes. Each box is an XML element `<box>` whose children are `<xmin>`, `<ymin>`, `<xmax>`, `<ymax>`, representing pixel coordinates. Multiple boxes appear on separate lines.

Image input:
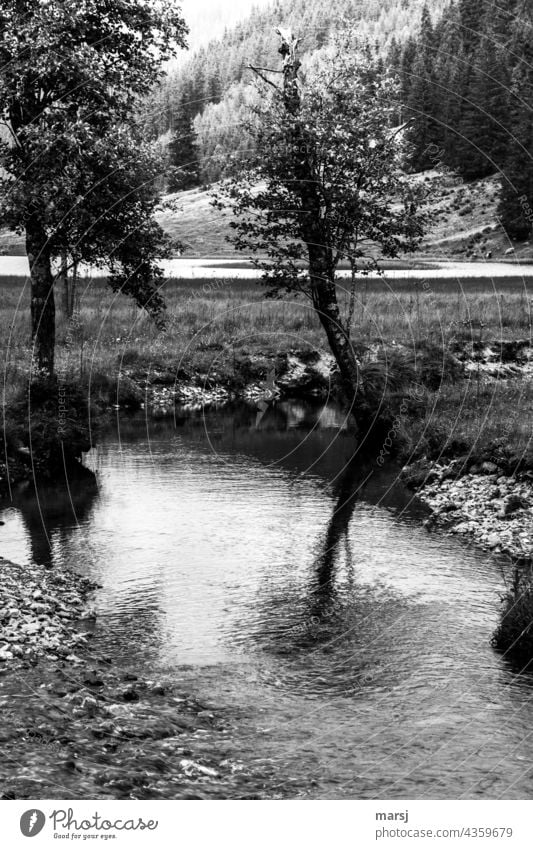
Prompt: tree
<box><xmin>0</xmin><ymin>0</ymin><xmax>187</xmax><ymax>376</ymax></box>
<box><xmin>459</xmin><ymin>0</ymin><xmax>487</xmax><ymax>52</ymax></box>
<box><xmin>167</xmin><ymin>87</ymin><xmax>201</xmax><ymax>193</ymax></box>
<box><xmin>214</xmin><ymin>29</ymin><xmax>425</xmax><ymax>409</ymax></box>
<box><xmin>404</xmin><ymin>6</ymin><xmax>442</xmax><ymax>171</ymax></box>
<box><xmin>405</xmin><ymin>51</ymin><xmax>440</xmax><ymax>171</ymax></box>
<box><xmin>498</xmin><ymin>64</ymin><xmax>533</xmax><ymax>240</ymax></box>
<box><xmin>496</xmin><ymin>0</ymin><xmax>533</xmax><ymax>240</ymax></box>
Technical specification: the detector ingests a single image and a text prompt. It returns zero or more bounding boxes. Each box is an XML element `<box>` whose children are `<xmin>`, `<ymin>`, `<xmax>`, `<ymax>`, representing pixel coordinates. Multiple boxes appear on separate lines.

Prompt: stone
<box><xmin>84</xmin><ymin>671</ymin><xmax>104</xmax><ymax>688</ymax></box>
<box><xmin>441</xmin><ymin>501</ymin><xmax>459</xmax><ymax>513</ymax></box>
<box><xmin>121</xmin><ymin>687</ymin><xmax>140</xmax><ymax>703</ymax></box>
<box><xmin>502</xmin><ymin>494</ymin><xmax>528</xmax><ymax>517</ymax></box>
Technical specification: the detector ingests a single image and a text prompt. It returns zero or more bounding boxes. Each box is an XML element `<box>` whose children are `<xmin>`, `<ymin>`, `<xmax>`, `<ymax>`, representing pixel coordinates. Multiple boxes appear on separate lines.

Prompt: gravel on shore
<box><xmin>411</xmin><ymin>462</ymin><xmax>533</xmax><ymax>562</ymax></box>
<box><xmin>0</xmin><ymin>557</ymin><xmax>261</xmax><ymax>800</ymax></box>
<box><xmin>0</xmin><ymin>558</ymin><xmax>98</xmax><ymax>666</ymax></box>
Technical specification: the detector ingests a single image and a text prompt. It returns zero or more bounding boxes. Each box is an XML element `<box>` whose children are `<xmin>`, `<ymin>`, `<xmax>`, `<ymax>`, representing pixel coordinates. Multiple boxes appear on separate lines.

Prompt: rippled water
<box><xmin>2</xmin><ymin>401</ymin><xmax>533</xmax><ymax>799</ymax></box>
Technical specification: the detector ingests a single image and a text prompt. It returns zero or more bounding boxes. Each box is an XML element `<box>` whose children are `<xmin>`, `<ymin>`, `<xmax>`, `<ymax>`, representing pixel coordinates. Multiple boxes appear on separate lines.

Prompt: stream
<box><xmin>2</xmin><ymin>401</ymin><xmax>533</xmax><ymax>799</ymax></box>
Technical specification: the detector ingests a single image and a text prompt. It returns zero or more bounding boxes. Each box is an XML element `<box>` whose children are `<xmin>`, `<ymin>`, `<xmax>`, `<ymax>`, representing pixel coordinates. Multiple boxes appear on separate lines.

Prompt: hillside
<box><xmin>159</xmin><ymin>0</ymin><xmax>533</xmax><ymax>246</ymax></box>
<box><xmin>2</xmin><ymin>169</ymin><xmax>530</xmax><ymax>261</ymax></box>
<box><xmin>158</xmin><ymin>173</ymin><xmax>533</xmax><ymax>260</ymax></box>
<box><xmin>177</xmin><ymin>0</ymin><xmax>273</xmax><ymax>55</ymax></box>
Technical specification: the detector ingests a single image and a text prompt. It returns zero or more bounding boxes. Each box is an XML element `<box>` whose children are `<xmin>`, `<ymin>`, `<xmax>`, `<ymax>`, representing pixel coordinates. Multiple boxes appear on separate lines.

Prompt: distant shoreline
<box><xmin>2</xmin><ymin>255</ymin><xmax>533</xmax><ymax>280</ymax></box>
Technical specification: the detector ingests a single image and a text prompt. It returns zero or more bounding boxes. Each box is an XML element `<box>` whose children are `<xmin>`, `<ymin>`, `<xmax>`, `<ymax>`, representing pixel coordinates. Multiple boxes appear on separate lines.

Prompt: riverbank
<box><xmin>403</xmin><ymin>461</ymin><xmax>533</xmax><ymax>563</ymax></box>
<box><xmin>3</xmin><ymin>269</ymin><xmax>533</xmax><ymax>648</ymax></box>
<box><xmin>0</xmin><ymin>556</ymin><xmax>261</xmax><ymax>799</ymax></box>
<box><xmin>400</xmin><ymin>454</ymin><xmax>533</xmax><ymax>666</ymax></box>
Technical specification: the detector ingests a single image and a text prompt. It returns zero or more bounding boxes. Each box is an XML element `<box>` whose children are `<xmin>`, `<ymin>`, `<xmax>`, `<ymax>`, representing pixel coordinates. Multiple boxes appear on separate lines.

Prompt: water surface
<box><xmin>1</xmin><ymin>402</ymin><xmax>532</xmax><ymax>799</ymax></box>
<box><xmin>1</xmin><ymin>255</ymin><xmax>533</xmax><ymax>280</ymax></box>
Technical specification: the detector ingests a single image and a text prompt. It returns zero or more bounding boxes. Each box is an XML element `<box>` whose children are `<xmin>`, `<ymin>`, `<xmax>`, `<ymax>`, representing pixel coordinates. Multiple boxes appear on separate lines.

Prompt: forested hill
<box><xmin>154</xmin><ymin>0</ymin><xmax>533</xmax><ymax>248</ymax></box>
<box><xmin>391</xmin><ymin>0</ymin><xmax>533</xmax><ymax>239</ymax></box>
<box><xmin>151</xmin><ymin>0</ymin><xmax>451</xmax><ymax>140</ymax></box>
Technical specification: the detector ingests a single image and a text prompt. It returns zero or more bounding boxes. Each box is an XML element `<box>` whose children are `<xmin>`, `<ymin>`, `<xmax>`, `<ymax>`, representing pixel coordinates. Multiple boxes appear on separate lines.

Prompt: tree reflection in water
<box><xmin>8</xmin><ymin>472</ymin><xmax>98</xmax><ymax>567</ymax></box>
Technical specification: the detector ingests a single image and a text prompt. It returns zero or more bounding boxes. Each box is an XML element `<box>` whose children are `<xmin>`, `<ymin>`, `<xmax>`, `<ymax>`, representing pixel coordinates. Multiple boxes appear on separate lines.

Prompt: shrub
<box><xmin>7</xmin><ymin>377</ymin><xmax>99</xmax><ymax>481</ymax></box>
<box><xmin>415</xmin><ymin>341</ymin><xmax>463</xmax><ymax>390</ymax></box>
<box><xmin>493</xmin><ymin>570</ymin><xmax>533</xmax><ymax>668</ymax></box>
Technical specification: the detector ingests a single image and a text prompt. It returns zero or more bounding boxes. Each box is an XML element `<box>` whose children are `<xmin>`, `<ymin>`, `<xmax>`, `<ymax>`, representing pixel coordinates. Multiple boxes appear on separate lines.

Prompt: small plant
<box><xmin>7</xmin><ymin>377</ymin><xmax>99</xmax><ymax>481</ymax></box>
<box><xmin>493</xmin><ymin>569</ymin><xmax>533</xmax><ymax>668</ymax></box>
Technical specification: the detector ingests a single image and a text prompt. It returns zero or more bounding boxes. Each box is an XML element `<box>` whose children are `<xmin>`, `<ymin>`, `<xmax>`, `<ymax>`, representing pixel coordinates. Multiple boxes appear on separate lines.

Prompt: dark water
<box><xmin>2</xmin><ymin>401</ymin><xmax>533</xmax><ymax>799</ymax></box>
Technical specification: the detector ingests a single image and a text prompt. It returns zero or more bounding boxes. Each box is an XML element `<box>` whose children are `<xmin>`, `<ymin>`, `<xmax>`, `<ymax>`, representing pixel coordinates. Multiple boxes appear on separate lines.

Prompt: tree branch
<box><xmin>0</xmin><ymin>119</ymin><xmax>22</xmax><ymax>149</ymax></box>
<box><xmin>248</xmin><ymin>65</ymin><xmax>282</xmax><ymax>92</ymax></box>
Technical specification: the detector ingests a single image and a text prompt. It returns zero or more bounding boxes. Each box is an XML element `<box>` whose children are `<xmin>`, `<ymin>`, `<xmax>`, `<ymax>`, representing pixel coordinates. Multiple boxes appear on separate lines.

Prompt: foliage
<box><xmin>149</xmin><ymin>0</ymin><xmax>451</xmax><ymax>172</ymax></box>
<box><xmin>213</xmin><ymin>35</ymin><xmax>427</xmax><ymax>407</ymax></box>
<box><xmin>214</xmin><ymin>46</ymin><xmax>426</xmax><ymax>297</ymax></box>
<box><xmin>392</xmin><ymin>0</ymin><xmax>533</xmax><ymax>239</ymax></box>
<box><xmin>7</xmin><ymin>377</ymin><xmax>97</xmax><ymax>480</ymax></box>
<box><xmin>0</xmin><ymin>0</ymin><xmax>188</xmax><ymax>371</ymax></box>
<box><xmin>167</xmin><ymin>86</ymin><xmax>201</xmax><ymax>192</ymax></box>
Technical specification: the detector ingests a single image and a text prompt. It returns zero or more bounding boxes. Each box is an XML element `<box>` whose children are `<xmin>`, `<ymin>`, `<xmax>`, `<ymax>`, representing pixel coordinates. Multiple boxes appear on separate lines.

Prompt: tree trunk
<box><xmin>308</xmin><ymin>247</ymin><xmax>360</xmax><ymax>402</ymax></box>
<box><xmin>69</xmin><ymin>262</ymin><xmax>78</xmax><ymax>320</ymax></box>
<box><xmin>277</xmin><ymin>28</ymin><xmax>360</xmax><ymax>404</ymax></box>
<box><xmin>26</xmin><ymin>216</ymin><xmax>55</xmax><ymax>376</ymax></box>
<box><xmin>59</xmin><ymin>250</ymin><xmax>69</xmax><ymax>317</ymax></box>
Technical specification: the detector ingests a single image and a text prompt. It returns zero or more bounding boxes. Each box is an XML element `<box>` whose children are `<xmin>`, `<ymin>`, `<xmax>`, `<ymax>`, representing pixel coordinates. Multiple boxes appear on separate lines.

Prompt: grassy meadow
<box><xmin>2</xmin><ymin>272</ymin><xmax>533</xmax><ymax>463</ymax></box>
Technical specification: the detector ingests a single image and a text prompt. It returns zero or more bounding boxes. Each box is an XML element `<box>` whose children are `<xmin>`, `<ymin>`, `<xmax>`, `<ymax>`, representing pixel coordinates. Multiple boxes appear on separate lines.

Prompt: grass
<box><xmin>2</xmin><ymin>272</ymin><xmax>533</xmax><ymax>463</ymax></box>
<box><xmin>396</xmin><ymin>380</ymin><xmax>533</xmax><ymax>468</ymax></box>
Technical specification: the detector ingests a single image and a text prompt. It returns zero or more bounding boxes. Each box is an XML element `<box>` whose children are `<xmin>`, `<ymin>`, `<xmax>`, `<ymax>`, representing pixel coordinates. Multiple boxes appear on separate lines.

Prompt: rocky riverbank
<box><xmin>403</xmin><ymin>461</ymin><xmax>533</xmax><ymax>563</ymax></box>
<box><xmin>0</xmin><ymin>557</ymin><xmax>262</xmax><ymax>799</ymax></box>
<box><xmin>0</xmin><ymin>558</ymin><xmax>97</xmax><ymax>665</ymax></box>
<box><xmin>127</xmin><ymin>350</ymin><xmax>337</xmax><ymax>416</ymax></box>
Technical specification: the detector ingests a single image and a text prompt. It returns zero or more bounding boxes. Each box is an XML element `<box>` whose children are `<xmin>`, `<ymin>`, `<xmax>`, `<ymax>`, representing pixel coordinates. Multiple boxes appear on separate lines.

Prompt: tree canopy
<box><xmin>215</xmin><ymin>31</ymin><xmax>425</xmax><ymax>406</ymax></box>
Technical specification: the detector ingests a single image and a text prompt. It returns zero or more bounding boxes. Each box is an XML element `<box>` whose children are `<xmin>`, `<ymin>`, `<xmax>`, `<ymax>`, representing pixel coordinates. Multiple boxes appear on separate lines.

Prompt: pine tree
<box><xmin>459</xmin><ymin>0</ymin><xmax>486</xmax><ymax>52</ymax></box>
<box><xmin>498</xmin><ymin>5</ymin><xmax>533</xmax><ymax>240</ymax></box>
<box><xmin>405</xmin><ymin>7</ymin><xmax>440</xmax><ymax>170</ymax></box>
<box><xmin>478</xmin><ymin>41</ymin><xmax>511</xmax><ymax>170</ymax></box>
<box><xmin>167</xmin><ymin>88</ymin><xmax>201</xmax><ymax>192</ymax></box>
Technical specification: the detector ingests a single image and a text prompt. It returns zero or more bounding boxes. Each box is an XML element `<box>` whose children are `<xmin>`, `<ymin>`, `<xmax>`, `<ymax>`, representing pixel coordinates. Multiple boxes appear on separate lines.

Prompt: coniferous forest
<box><xmin>153</xmin><ymin>0</ymin><xmax>533</xmax><ymax>243</ymax></box>
<box><xmin>391</xmin><ymin>0</ymin><xmax>533</xmax><ymax>239</ymax></box>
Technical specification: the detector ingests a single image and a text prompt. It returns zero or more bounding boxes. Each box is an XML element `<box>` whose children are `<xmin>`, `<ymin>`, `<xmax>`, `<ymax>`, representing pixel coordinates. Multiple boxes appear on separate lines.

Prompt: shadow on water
<box><xmin>311</xmin><ymin>453</ymin><xmax>371</xmax><ymax>621</ymax></box>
